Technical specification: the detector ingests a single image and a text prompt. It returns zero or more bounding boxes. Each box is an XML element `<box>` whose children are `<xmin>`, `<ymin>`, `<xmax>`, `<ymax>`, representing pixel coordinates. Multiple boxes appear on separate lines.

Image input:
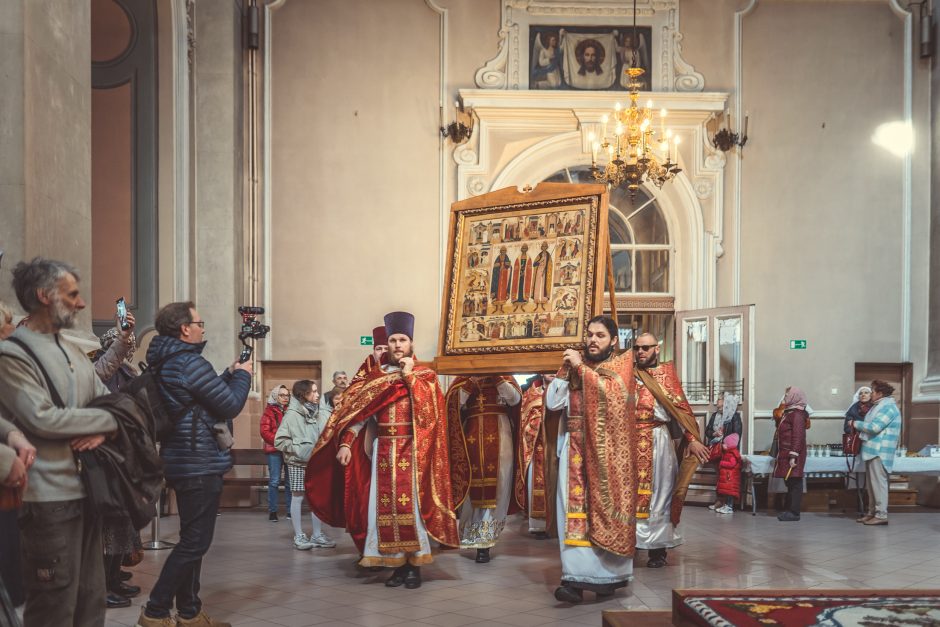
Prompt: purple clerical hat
<box><xmin>384</xmin><ymin>311</ymin><xmax>415</xmax><ymax>340</ymax></box>
<box><xmin>372</xmin><ymin>325</ymin><xmax>388</xmax><ymax>346</ymax></box>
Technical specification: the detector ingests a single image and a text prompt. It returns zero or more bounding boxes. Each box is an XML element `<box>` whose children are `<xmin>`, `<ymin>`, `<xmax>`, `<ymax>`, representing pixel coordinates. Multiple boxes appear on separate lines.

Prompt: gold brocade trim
<box><xmin>358</xmin><ymin>555</ymin><xmax>408</xmax><ymax>568</ymax></box>
<box><xmin>636</xmin><ymin>513</ymin><xmax>649</xmax><ymax>519</ymax></box>
<box><xmin>567</xmin><ymin>512</ymin><xmax>587</xmax><ymax>519</ymax></box>
<box><xmin>470</xmin><ymin>479</ymin><xmax>499</xmax><ymax>486</ymax></box>
<box><xmin>564</xmin><ymin>539</ymin><xmax>593</xmax><ymax>547</ymax></box>
<box><xmin>358</xmin><ymin>553</ymin><xmax>435</xmax><ymax>568</ymax></box>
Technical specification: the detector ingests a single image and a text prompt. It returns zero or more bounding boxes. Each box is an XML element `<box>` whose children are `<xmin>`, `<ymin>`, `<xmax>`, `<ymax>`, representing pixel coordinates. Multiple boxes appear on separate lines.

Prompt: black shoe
<box><xmin>554</xmin><ymin>584</ymin><xmax>583</xmax><ymax>604</ymax></box>
<box><xmin>777</xmin><ymin>511</ymin><xmax>801</xmax><ymax>521</ymax></box>
<box><xmin>269</xmin><ymin>512</ymin><xmax>278</xmax><ymax>522</ymax></box>
<box><xmin>113</xmin><ymin>583</ymin><xmax>141</xmax><ymax>598</ymax></box>
<box><xmin>595</xmin><ymin>584</ymin><xmax>617</xmax><ymax>598</ymax></box>
<box><xmin>647</xmin><ymin>548</ymin><xmax>667</xmax><ymax>568</ymax></box>
<box><xmin>531</xmin><ymin>531</ymin><xmax>548</xmax><ymax>540</ymax></box>
<box><xmin>385</xmin><ymin>566</ymin><xmax>407</xmax><ymax>587</ymax></box>
<box><xmin>120</xmin><ymin>570</ymin><xmax>133</xmax><ymax>582</ymax></box>
<box><xmin>106</xmin><ymin>592</ymin><xmax>131</xmax><ymax>609</ymax></box>
<box><xmin>475</xmin><ymin>548</ymin><xmax>490</xmax><ymax>563</ymax></box>
<box><xmin>404</xmin><ymin>566</ymin><xmax>422</xmax><ymax>589</ymax></box>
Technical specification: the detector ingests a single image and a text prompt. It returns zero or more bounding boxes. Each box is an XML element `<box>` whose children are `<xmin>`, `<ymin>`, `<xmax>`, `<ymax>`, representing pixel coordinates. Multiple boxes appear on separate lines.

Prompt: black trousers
<box><xmin>144</xmin><ymin>474</ymin><xmax>223</xmax><ymax>620</ymax></box>
<box><xmin>784</xmin><ymin>476</ymin><xmax>803</xmax><ymax>515</ymax></box>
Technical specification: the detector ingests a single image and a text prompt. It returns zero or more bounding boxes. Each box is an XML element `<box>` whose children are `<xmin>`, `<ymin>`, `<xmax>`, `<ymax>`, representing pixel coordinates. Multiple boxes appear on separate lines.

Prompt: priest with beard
<box><xmin>544</xmin><ymin>316</ymin><xmax>638</xmax><ymax>603</ymax></box>
<box><xmin>306</xmin><ymin>312</ymin><xmax>465</xmax><ymax>589</ymax></box>
<box><xmin>631</xmin><ymin>332</ymin><xmax>709</xmax><ymax>568</ymax></box>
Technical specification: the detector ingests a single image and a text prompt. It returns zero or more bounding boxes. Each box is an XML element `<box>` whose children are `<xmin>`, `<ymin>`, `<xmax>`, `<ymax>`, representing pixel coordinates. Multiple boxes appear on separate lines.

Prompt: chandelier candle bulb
<box><xmin>592</xmin><ymin>141</ymin><xmax>599</xmax><ymax>163</ymax></box>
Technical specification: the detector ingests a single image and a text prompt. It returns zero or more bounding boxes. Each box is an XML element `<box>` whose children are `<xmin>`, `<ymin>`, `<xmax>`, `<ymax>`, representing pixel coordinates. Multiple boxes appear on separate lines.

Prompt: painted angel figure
<box><xmin>617</xmin><ymin>29</ymin><xmax>650</xmax><ymax>90</ymax></box>
<box><xmin>531</xmin><ymin>30</ymin><xmax>563</xmax><ymax>89</ymax></box>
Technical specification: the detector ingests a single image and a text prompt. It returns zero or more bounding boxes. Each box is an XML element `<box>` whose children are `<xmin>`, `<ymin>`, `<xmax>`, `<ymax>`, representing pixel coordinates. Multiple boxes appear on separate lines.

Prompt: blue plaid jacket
<box><xmin>856</xmin><ymin>396</ymin><xmax>901</xmax><ymax>472</ymax></box>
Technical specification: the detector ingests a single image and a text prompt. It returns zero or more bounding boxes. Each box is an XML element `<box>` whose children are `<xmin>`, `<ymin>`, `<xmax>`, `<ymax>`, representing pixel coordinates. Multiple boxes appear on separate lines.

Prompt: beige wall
<box><xmin>0</xmin><ymin>0</ymin><xmax>92</xmax><ymax>329</ymax></box>
<box><xmin>740</xmin><ymin>1</ymin><xmax>906</xmax><ymax>414</ymax></box>
<box><xmin>269</xmin><ymin>0</ymin><xmax>460</xmax><ymax>378</ymax></box>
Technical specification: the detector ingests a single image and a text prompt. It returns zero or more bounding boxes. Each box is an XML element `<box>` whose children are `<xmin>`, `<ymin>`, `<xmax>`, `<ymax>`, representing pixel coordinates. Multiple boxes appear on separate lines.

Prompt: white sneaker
<box><xmin>310</xmin><ymin>532</ymin><xmax>336</xmax><ymax>548</ymax></box>
<box><xmin>293</xmin><ymin>533</ymin><xmax>314</xmax><ymax>550</ymax></box>
<box><xmin>707</xmin><ymin>503</ymin><xmax>718</xmax><ymax>510</ymax></box>
<box><xmin>716</xmin><ymin>505</ymin><xmax>734</xmax><ymax>514</ymax></box>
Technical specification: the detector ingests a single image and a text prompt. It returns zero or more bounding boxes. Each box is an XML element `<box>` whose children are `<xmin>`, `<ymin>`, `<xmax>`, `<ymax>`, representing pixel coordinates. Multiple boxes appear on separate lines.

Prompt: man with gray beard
<box><xmin>0</xmin><ymin>258</ymin><xmax>117</xmax><ymax>627</ymax></box>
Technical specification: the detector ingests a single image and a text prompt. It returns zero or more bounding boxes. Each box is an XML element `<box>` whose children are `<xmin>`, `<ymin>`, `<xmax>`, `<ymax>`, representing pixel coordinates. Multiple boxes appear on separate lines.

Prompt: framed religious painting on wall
<box><xmin>529</xmin><ymin>25</ymin><xmax>653</xmax><ymax>91</ymax></box>
<box><xmin>435</xmin><ymin>182</ymin><xmax>609</xmax><ymax>375</ymax></box>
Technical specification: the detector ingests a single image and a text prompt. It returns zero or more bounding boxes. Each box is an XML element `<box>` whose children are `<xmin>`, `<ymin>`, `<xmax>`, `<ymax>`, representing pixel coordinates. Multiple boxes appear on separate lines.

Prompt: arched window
<box><xmin>543</xmin><ymin>166</ymin><xmax>675</xmax><ymax>359</ymax></box>
<box><xmin>542</xmin><ymin>166</ymin><xmax>671</xmax><ymax>295</ymax></box>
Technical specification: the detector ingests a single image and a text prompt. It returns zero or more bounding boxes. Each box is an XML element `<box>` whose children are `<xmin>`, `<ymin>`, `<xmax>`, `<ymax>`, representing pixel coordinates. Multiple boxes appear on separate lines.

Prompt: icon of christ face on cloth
<box><xmin>511</xmin><ymin>244</ymin><xmax>533</xmax><ymax>312</ymax></box>
<box><xmin>490</xmin><ymin>246</ymin><xmax>513</xmax><ymax>312</ymax></box>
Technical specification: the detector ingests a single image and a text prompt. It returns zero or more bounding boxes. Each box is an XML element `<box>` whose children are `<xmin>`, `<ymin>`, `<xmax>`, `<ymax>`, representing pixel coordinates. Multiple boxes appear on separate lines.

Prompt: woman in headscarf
<box><xmin>705</xmin><ymin>393</ymin><xmax>743</xmax><ymax>509</ymax></box>
<box><xmin>773</xmin><ymin>386</ymin><xmax>809</xmax><ymax>521</ymax></box>
<box><xmin>260</xmin><ymin>385</ymin><xmax>292</xmax><ymax>522</ymax></box>
<box><xmin>843</xmin><ymin>386</ymin><xmax>872</xmax><ymax>435</ymax></box>
<box><xmin>705</xmin><ymin>393</ymin><xmax>742</xmax><ymax>445</ymax></box>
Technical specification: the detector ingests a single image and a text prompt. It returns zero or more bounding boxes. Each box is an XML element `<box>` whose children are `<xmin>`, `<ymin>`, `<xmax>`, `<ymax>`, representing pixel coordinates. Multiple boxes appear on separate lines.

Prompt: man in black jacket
<box><xmin>137</xmin><ymin>302</ymin><xmax>251</xmax><ymax>627</ymax></box>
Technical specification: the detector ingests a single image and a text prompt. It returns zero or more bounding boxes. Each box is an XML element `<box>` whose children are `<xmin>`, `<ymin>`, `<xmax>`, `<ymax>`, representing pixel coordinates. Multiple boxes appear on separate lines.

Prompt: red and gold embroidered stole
<box><xmin>633</xmin><ymin>362</ymin><xmax>700</xmax><ymax>524</ymax></box>
<box><xmin>446</xmin><ymin>376</ymin><xmax>518</xmax><ymax>509</ymax></box>
<box><xmin>374</xmin><ymin>396</ymin><xmax>421</xmax><ymax>552</ymax></box>
<box><xmin>307</xmin><ymin>363</ymin><xmax>461</xmax><ymax>551</ymax></box>
<box><xmin>561</xmin><ymin>351</ymin><xmax>638</xmax><ymax>557</ymax></box>
<box><xmin>515</xmin><ymin>380</ymin><xmax>547</xmax><ymax>518</ymax></box>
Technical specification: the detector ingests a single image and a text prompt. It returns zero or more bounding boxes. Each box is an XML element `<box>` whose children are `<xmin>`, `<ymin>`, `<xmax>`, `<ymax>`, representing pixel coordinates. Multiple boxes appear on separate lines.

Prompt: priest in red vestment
<box><xmin>514</xmin><ymin>374</ymin><xmax>560</xmax><ymax>538</ymax></box>
<box><xmin>632</xmin><ymin>332</ymin><xmax>709</xmax><ymax>569</ymax></box>
<box><xmin>306</xmin><ymin>312</ymin><xmax>465</xmax><ymax>589</ymax></box>
<box><xmin>311</xmin><ymin>325</ymin><xmax>388</xmax><ymax>556</ymax></box>
<box><xmin>446</xmin><ymin>375</ymin><xmax>520</xmax><ymax>563</ymax></box>
<box><xmin>545</xmin><ymin>316</ymin><xmax>638</xmax><ymax>603</ymax></box>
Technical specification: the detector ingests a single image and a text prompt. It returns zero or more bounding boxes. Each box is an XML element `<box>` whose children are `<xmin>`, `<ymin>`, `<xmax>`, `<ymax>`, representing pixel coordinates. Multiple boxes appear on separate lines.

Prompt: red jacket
<box><xmin>260</xmin><ymin>403</ymin><xmax>286</xmax><ymax>454</ymax></box>
<box><xmin>709</xmin><ymin>444</ymin><xmax>742</xmax><ymax>498</ymax></box>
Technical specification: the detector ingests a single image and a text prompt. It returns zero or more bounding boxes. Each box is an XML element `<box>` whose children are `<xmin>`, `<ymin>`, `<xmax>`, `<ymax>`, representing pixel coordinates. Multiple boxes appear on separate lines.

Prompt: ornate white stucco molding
<box><xmin>474</xmin><ymin>0</ymin><xmax>704</xmax><ymax>92</ymax></box>
<box><xmin>456</xmin><ymin>88</ymin><xmax>727</xmax><ymax>310</ymax></box>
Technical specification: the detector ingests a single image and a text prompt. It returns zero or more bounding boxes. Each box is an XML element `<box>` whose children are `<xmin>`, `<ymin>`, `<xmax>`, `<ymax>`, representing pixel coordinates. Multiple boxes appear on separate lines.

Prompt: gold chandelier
<box><xmin>588</xmin><ymin>2</ymin><xmax>681</xmax><ymax>197</ymax></box>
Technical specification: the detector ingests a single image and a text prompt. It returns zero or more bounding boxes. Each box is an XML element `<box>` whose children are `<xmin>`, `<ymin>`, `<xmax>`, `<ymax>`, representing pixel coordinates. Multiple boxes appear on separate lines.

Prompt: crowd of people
<box><xmin>0</xmin><ymin>256</ymin><xmax>907</xmax><ymax>627</ymax></box>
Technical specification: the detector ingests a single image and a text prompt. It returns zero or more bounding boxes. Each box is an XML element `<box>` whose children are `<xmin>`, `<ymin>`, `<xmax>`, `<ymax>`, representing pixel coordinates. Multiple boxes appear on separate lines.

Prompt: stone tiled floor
<box><xmin>104</xmin><ymin>507</ymin><xmax>940</xmax><ymax>627</ymax></box>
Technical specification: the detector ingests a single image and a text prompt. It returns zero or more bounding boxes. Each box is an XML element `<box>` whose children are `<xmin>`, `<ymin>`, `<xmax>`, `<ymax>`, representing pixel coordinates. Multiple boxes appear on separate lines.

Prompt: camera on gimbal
<box><xmin>238</xmin><ymin>306</ymin><xmax>270</xmax><ymax>362</ymax></box>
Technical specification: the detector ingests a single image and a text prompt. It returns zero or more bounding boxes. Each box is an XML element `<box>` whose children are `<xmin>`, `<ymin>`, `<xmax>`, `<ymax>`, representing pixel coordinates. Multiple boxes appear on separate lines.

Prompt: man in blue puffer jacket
<box><xmin>138</xmin><ymin>301</ymin><xmax>252</xmax><ymax>627</ymax></box>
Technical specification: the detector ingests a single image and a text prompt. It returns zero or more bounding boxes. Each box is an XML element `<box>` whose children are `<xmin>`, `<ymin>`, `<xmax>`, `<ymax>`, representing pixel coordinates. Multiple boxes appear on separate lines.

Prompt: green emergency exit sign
<box><xmin>360</xmin><ymin>336</ymin><xmax>373</xmax><ymax>346</ymax></box>
<box><xmin>790</xmin><ymin>340</ymin><xmax>807</xmax><ymax>350</ymax></box>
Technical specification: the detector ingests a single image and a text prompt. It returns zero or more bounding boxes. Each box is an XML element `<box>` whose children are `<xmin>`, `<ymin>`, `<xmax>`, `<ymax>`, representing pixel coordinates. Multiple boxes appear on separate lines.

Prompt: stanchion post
<box><xmin>144</xmin><ymin>490</ymin><xmax>175</xmax><ymax>550</ymax></box>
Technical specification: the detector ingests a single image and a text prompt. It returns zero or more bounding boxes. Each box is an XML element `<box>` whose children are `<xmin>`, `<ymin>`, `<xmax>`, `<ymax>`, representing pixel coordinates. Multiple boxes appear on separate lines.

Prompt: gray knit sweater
<box><xmin>0</xmin><ymin>326</ymin><xmax>117</xmax><ymax>502</ymax></box>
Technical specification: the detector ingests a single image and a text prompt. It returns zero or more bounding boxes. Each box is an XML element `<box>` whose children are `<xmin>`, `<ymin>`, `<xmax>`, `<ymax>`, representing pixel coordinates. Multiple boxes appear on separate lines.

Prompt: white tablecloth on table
<box><xmin>744</xmin><ymin>455</ymin><xmax>940</xmax><ymax>477</ymax></box>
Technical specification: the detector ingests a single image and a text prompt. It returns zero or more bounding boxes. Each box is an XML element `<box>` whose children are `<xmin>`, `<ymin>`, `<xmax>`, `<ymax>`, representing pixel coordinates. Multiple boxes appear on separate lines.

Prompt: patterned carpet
<box><xmin>673</xmin><ymin>589</ymin><xmax>940</xmax><ymax>627</ymax></box>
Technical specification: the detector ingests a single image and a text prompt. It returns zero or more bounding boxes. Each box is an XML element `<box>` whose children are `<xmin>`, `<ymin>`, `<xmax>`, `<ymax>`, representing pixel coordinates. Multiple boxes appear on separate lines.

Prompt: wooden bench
<box><xmin>223</xmin><ymin>448</ymin><xmax>274</xmax><ymax>507</ymax></box>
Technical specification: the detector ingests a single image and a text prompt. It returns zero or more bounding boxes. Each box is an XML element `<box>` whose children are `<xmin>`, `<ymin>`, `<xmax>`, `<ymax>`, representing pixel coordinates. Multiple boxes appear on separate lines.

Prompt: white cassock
<box><xmin>459</xmin><ymin>381</ymin><xmax>521</xmax><ymax>548</ymax></box>
<box><xmin>633</xmin><ymin>399</ymin><xmax>683</xmax><ymax>550</ymax></box>
<box><xmin>545</xmin><ymin>378</ymin><xmax>633</xmax><ymax>587</ymax></box>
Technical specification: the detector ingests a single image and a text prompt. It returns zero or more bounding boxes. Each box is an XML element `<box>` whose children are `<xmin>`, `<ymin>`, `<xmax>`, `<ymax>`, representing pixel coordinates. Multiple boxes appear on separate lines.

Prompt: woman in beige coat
<box><xmin>275</xmin><ymin>379</ymin><xmax>335</xmax><ymax>550</ymax></box>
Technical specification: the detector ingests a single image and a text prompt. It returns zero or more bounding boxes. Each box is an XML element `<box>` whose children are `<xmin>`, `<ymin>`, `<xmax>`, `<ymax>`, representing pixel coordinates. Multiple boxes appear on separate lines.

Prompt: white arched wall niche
<box><xmin>455</xmin><ymin>89</ymin><xmax>729</xmax><ymax>311</ymax></box>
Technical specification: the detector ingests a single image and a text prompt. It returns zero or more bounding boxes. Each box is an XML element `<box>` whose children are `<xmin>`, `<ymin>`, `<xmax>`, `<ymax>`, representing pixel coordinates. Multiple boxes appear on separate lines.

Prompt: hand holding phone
<box><xmin>116</xmin><ymin>297</ymin><xmax>130</xmax><ymax>331</ymax></box>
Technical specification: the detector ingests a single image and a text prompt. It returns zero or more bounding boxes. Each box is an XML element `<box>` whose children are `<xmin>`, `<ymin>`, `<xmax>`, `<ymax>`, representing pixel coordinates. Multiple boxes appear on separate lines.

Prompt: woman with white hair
<box><xmin>844</xmin><ymin>386</ymin><xmax>873</xmax><ymax>435</ymax></box>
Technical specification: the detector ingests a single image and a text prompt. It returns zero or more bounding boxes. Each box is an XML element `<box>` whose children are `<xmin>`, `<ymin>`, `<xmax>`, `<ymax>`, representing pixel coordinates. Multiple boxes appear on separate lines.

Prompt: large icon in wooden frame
<box><xmin>436</xmin><ymin>182</ymin><xmax>609</xmax><ymax>375</ymax></box>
